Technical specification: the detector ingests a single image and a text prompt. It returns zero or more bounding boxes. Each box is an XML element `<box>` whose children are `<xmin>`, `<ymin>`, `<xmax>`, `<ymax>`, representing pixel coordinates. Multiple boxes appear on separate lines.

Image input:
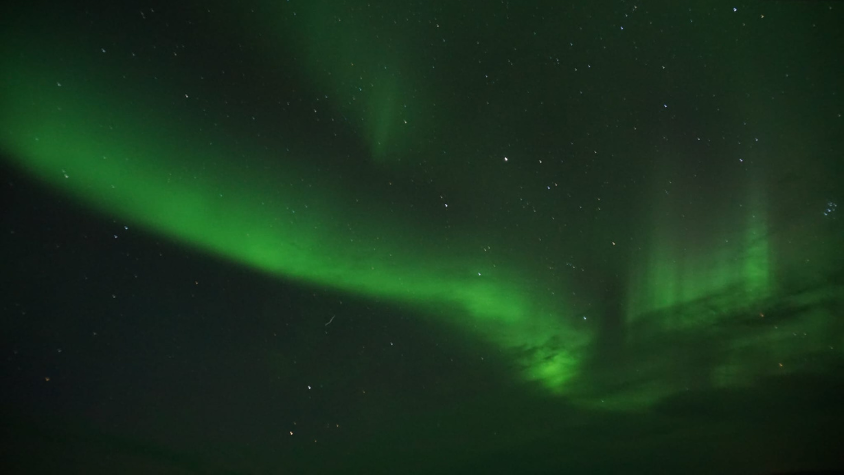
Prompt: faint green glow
<box><xmin>256</xmin><ymin>2</ymin><xmax>425</xmax><ymax>166</ymax></box>
<box><xmin>742</xmin><ymin>182</ymin><xmax>771</xmax><ymax>301</ymax></box>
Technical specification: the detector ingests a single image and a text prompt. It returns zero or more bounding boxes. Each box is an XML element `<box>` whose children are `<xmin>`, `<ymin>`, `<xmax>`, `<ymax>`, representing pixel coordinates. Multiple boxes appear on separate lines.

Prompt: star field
<box><xmin>1</xmin><ymin>1</ymin><xmax>843</xmax><ymax>474</ymax></box>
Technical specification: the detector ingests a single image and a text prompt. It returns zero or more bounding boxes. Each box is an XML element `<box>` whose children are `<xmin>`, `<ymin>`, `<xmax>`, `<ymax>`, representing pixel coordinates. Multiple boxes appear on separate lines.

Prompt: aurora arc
<box><xmin>2</xmin><ymin>1</ymin><xmax>838</xmax><ymax>410</ymax></box>
<box><xmin>0</xmin><ymin>40</ymin><xmax>589</xmax><ymax>393</ymax></box>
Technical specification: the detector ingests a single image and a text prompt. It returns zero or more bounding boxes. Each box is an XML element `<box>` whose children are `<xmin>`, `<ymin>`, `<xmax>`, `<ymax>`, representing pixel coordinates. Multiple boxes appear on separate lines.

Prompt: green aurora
<box><xmin>2</xmin><ymin>0</ymin><xmax>842</xmax><ymax>414</ymax></box>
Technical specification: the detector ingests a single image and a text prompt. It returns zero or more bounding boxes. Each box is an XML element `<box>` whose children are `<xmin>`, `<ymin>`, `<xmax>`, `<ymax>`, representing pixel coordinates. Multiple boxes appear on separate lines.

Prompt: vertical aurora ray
<box><xmin>624</xmin><ymin>153</ymin><xmax>775</xmax><ymax>333</ymax></box>
<box><xmin>246</xmin><ymin>0</ymin><xmax>435</xmax><ymax>167</ymax></box>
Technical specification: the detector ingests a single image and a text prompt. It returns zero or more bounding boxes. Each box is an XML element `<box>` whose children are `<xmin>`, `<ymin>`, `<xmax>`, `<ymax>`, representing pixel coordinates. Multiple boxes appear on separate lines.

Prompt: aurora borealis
<box><xmin>2</xmin><ymin>1</ymin><xmax>843</xmax><ymax>474</ymax></box>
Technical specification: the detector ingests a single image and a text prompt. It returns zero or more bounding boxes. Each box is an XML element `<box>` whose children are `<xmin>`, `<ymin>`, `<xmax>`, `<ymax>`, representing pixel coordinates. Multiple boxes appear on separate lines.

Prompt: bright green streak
<box><xmin>0</xmin><ymin>51</ymin><xmax>586</xmax><ymax>393</ymax></box>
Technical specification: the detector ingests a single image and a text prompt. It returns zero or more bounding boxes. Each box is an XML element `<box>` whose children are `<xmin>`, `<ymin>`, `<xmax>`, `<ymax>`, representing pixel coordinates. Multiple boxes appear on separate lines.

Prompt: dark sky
<box><xmin>1</xmin><ymin>1</ymin><xmax>843</xmax><ymax>474</ymax></box>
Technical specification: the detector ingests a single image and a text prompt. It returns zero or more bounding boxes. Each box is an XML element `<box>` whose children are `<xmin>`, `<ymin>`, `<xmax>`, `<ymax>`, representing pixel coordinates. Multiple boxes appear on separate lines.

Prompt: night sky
<box><xmin>1</xmin><ymin>1</ymin><xmax>843</xmax><ymax>474</ymax></box>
